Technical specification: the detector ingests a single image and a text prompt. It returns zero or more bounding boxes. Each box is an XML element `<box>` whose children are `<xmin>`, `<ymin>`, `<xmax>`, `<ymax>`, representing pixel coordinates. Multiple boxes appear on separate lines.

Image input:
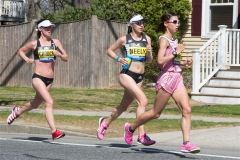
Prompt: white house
<box><xmin>182</xmin><ymin>0</ymin><xmax>240</xmax><ymax>104</ymax></box>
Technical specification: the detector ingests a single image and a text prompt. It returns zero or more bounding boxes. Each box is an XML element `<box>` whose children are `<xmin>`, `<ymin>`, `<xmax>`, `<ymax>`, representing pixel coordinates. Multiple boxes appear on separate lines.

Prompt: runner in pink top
<box><xmin>124</xmin><ymin>12</ymin><xmax>200</xmax><ymax>154</ymax></box>
<box><xmin>155</xmin><ymin>35</ymin><xmax>183</xmax><ymax>94</ymax></box>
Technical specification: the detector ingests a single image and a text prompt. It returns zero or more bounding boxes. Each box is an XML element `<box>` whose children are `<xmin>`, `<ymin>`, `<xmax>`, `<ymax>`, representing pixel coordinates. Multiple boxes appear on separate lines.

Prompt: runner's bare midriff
<box><xmin>34</xmin><ymin>60</ymin><xmax>55</xmax><ymax>78</ymax></box>
<box><xmin>128</xmin><ymin>61</ymin><xmax>145</xmax><ymax>74</ymax></box>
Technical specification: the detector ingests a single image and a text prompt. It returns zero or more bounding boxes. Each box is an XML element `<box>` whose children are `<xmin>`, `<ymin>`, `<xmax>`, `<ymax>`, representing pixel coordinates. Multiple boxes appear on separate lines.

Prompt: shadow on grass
<box><xmin>0</xmin><ymin>100</ymin><xmax>30</xmax><ymax>106</ymax></box>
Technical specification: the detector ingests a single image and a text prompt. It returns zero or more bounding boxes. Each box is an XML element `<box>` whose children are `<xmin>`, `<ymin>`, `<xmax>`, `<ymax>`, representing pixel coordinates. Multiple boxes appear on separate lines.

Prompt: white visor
<box><xmin>128</xmin><ymin>14</ymin><xmax>147</xmax><ymax>26</ymax></box>
<box><xmin>37</xmin><ymin>20</ymin><xmax>55</xmax><ymax>29</ymax></box>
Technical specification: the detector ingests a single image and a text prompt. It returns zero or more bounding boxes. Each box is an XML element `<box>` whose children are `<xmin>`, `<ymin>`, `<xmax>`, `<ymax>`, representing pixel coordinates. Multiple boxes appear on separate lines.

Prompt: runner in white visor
<box><xmin>128</xmin><ymin>14</ymin><xmax>148</xmax><ymax>26</ymax></box>
<box><xmin>36</xmin><ymin>20</ymin><xmax>55</xmax><ymax>31</ymax></box>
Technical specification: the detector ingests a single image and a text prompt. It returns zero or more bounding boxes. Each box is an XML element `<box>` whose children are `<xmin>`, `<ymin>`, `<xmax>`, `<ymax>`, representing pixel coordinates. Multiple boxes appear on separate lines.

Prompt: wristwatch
<box><xmin>172</xmin><ymin>51</ymin><xmax>177</xmax><ymax>58</ymax></box>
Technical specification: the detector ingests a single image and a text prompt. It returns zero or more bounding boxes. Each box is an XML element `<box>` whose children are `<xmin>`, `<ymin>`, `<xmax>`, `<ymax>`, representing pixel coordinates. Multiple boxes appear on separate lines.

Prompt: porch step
<box><xmin>191</xmin><ymin>68</ymin><xmax>240</xmax><ymax>104</ymax></box>
<box><xmin>201</xmin><ymin>85</ymin><xmax>240</xmax><ymax>96</ymax></box>
<box><xmin>208</xmin><ymin>77</ymin><xmax>240</xmax><ymax>87</ymax></box>
<box><xmin>191</xmin><ymin>93</ymin><xmax>240</xmax><ymax>104</ymax></box>
<box><xmin>215</xmin><ymin>69</ymin><xmax>240</xmax><ymax>78</ymax></box>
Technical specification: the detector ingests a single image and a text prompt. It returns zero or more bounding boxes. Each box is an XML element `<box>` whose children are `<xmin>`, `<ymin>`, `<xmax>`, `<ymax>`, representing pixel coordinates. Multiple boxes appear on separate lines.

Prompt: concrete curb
<box><xmin>0</xmin><ymin>123</ymin><xmax>95</xmax><ymax>138</ymax></box>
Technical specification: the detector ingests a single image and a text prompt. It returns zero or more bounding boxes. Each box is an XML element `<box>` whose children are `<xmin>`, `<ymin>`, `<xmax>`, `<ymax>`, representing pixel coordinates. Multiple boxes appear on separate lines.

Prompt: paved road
<box><xmin>0</xmin><ymin>132</ymin><xmax>240</xmax><ymax>160</ymax></box>
<box><xmin>0</xmin><ymin>106</ymin><xmax>240</xmax><ymax>159</ymax></box>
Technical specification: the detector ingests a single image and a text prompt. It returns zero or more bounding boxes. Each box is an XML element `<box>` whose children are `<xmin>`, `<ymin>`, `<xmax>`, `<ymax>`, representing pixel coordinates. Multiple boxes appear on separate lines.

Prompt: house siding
<box><xmin>181</xmin><ymin>0</ymin><xmax>208</xmax><ymax>60</ymax></box>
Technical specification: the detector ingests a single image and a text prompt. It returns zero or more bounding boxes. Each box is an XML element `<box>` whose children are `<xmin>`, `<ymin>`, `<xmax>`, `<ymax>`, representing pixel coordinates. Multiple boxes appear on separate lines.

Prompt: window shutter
<box><xmin>192</xmin><ymin>0</ymin><xmax>202</xmax><ymax>36</ymax></box>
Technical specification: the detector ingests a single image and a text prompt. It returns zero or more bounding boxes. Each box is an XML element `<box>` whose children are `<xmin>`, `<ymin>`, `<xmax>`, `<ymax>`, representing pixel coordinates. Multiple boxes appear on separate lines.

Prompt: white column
<box><xmin>218</xmin><ymin>25</ymin><xmax>227</xmax><ymax>69</ymax></box>
<box><xmin>191</xmin><ymin>50</ymin><xmax>200</xmax><ymax>93</ymax></box>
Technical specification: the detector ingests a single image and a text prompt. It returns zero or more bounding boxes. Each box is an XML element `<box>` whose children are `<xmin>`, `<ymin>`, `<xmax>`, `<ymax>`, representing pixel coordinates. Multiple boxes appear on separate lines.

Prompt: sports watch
<box><xmin>172</xmin><ymin>51</ymin><xmax>177</xmax><ymax>58</ymax></box>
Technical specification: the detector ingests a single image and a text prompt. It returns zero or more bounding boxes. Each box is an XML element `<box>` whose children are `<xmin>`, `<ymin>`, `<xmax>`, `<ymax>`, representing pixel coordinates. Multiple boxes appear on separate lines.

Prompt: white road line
<box><xmin>1</xmin><ymin>138</ymin><xmax>239</xmax><ymax>159</ymax></box>
<box><xmin>131</xmin><ymin>148</ymin><xmax>240</xmax><ymax>159</ymax></box>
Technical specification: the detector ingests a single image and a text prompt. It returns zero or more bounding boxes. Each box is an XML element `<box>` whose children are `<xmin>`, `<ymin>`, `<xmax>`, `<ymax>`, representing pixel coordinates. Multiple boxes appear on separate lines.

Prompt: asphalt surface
<box><xmin>0</xmin><ymin>106</ymin><xmax>240</xmax><ymax>159</ymax></box>
<box><xmin>1</xmin><ymin>132</ymin><xmax>239</xmax><ymax>160</ymax></box>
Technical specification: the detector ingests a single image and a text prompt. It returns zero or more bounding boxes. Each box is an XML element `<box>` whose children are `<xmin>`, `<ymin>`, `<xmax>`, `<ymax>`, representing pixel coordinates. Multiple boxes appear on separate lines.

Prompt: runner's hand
<box><xmin>176</xmin><ymin>44</ymin><xmax>185</xmax><ymax>54</ymax></box>
<box><xmin>26</xmin><ymin>58</ymin><xmax>34</xmax><ymax>64</ymax></box>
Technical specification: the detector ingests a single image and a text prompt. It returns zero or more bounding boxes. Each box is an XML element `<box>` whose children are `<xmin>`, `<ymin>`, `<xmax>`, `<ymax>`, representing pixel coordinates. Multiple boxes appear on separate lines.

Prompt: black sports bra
<box><xmin>33</xmin><ymin>39</ymin><xmax>56</xmax><ymax>62</ymax></box>
<box><xmin>124</xmin><ymin>34</ymin><xmax>148</xmax><ymax>62</ymax></box>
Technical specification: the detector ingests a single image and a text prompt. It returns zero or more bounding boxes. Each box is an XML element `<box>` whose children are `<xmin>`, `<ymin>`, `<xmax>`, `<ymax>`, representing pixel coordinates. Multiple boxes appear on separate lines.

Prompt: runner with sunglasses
<box><xmin>97</xmin><ymin>14</ymin><xmax>156</xmax><ymax>146</ymax></box>
<box><xmin>7</xmin><ymin>19</ymin><xmax>68</xmax><ymax>140</ymax></box>
<box><xmin>123</xmin><ymin>12</ymin><xmax>201</xmax><ymax>153</ymax></box>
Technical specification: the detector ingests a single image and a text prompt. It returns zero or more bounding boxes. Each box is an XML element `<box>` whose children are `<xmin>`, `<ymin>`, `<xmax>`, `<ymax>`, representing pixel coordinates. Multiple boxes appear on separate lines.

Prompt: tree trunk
<box><xmin>26</xmin><ymin>0</ymin><xmax>42</xmax><ymax>21</ymax></box>
<box><xmin>73</xmin><ymin>0</ymin><xmax>91</xmax><ymax>9</ymax></box>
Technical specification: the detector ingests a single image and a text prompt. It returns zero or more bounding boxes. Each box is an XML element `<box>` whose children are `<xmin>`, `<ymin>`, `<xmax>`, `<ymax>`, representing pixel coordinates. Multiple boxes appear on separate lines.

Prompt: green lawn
<box><xmin>1</xmin><ymin>86</ymin><xmax>240</xmax><ymax>118</ymax></box>
<box><xmin>1</xmin><ymin>86</ymin><xmax>239</xmax><ymax>137</ymax></box>
<box><xmin>0</xmin><ymin>111</ymin><xmax>239</xmax><ymax>138</ymax></box>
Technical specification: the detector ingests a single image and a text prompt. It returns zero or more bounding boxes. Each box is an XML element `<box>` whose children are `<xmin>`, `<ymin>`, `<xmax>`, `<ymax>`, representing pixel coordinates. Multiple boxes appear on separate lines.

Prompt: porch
<box><xmin>0</xmin><ymin>0</ymin><xmax>25</xmax><ymax>23</ymax></box>
<box><xmin>191</xmin><ymin>25</ymin><xmax>240</xmax><ymax>104</ymax></box>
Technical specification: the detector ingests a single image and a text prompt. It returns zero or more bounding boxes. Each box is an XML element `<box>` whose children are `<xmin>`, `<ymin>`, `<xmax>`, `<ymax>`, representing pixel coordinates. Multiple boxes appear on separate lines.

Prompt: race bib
<box><xmin>173</xmin><ymin>52</ymin><xmax>182</xmax><ymax>65</ymax></box>
<box><xmin>38</xmin><ymin>46</ymin><xmax>55</xmax><ymax>62</ymax></box>
<box><xmin>129</xmin><ymin>46</ymin><xmax>146</xmax><ymax>61</ymax></box>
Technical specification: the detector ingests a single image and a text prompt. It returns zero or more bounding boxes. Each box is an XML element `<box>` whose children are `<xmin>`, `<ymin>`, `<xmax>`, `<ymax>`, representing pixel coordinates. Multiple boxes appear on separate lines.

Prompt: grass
<box><xmin>1</xmin><ymin>86</ymin><xmax>240</xmax><ymax>137</ymax></box>
<box><xmin>0</xmin><ymin>111</ymin><xmax>239</xmax><ymax>138</ymax></box>
<box><xmin>1</xmin><ymin>86</ymin><xmax>240</xmax><ymax>117</ymax></box>
<box><xmin>162</xmin><ymin>104</ymin><xmax>240</xmax><ymax>118</ymax></box>
<box><xmin>0</xmin><ymin>86</ymin><xmax>175</xmax><ymax>110</ymax></box>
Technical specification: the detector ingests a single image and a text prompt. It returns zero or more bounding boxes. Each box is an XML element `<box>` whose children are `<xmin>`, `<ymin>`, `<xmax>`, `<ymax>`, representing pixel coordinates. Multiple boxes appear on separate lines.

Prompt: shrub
<box><xmin>44</xmin><ymin>0</ymin><xmax>192</xmax><ymax>86</ymax></box>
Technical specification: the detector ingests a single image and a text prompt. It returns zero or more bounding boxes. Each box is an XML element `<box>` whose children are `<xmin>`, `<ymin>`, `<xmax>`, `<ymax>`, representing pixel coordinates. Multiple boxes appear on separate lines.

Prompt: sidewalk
<box><xmin>1</xmin><ymin>106</ymin><xmax>240</xmax><ymax>123</ymax></box>
<box><xmin>1</xmin><ymin>106</ymin><xmax>240</xmax><ymax>149</ymax></box>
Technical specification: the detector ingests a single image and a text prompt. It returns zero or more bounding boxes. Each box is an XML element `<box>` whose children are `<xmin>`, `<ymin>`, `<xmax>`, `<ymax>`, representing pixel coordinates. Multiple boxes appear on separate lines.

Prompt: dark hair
<box><xmin>127</xmin><ymin>14</ymin><xmax>138</xmax><ymax>34</ymax></box>
<box><xmin>157</xmin><ymin>12</ymin><xmax>177</xmax><ymax>32</ymax></box>
<box><xmin>36</xmin><ymin>19</ymin><xmax>46</xmax><ymax>39</ymax></box>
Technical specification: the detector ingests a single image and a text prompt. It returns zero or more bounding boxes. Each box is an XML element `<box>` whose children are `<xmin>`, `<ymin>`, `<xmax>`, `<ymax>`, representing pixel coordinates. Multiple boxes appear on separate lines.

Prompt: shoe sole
<box><xmin>97</xmin><ymin>117</ymin><xmax>104</xmax><ymax>140</ymax></box>
<box><xmin>53</xmin><ymin>133</ymin><xmax>65</xmax><ymax>140</ymax></box>
<box><xmin>124</xmin><ymin>123</ymin><xmax>132</xmax><ymax>145</ymax></box>
<box><xmin>97</xmin><ymin>118</ymin><xmax>104</xmax><ymax>131</ymax></box>
<box><xmin>7</xmin><ymin>106</ymin><xmax>19</xmax><ymax>125</ymax></box>
<box><xmin>137</xmin><ymin>141</ymin><xmax>156</xmax><ymax>146</ymax></box>
<box><xmin>181</xmin><ymin>148</ymin><xmax>201</xmax><ymax>154</ymax></box>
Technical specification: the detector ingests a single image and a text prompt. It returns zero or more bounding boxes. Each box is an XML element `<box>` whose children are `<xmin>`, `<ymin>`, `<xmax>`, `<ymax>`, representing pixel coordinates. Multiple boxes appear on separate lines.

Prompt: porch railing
<box><xmin>192</xmin><ymin>25</ymin><xmax>240</xmax><ymax>93</ymax></box>
<box><xmin>0</xmin><ymin>0</ymin><xmax>25</xmax><ymax>18</ymax></box>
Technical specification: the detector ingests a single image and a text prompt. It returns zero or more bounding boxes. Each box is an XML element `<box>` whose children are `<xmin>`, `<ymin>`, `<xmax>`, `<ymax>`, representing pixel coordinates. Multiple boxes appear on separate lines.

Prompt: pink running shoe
<box><xmin>7</xmin><ymin>106</ymin><xmax>19</xmax><ymax>125</ymax></box>
<box><xmin>52</xmin><ymin>129</ymin><xmax>65</xmax><ymax>140</ymax></box>
<box><xmin>124</xmin><ymin>123</ymin><xmax>133</xmax><ymax>145</ymax></box>
<box><xmin>137</xmin><ymin>133</ymin><xmax>156</xmax><ymax>146</ymax></box>
<box><xmin>180</xmin><ymin>142</ymin><xmax>201</xmax><ymax>153</ymax></box>
<box><xmin>97</xmin><ymin>117</ymin><xmax>109</xmax><ymax>140</ymax></box>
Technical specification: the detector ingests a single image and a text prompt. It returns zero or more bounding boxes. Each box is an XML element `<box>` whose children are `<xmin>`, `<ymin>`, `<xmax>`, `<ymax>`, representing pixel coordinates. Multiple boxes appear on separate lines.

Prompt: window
<box><xmin>201</xmin><ymin>0</ymin><xmax>238</xmax><ymax>38</ymax></box>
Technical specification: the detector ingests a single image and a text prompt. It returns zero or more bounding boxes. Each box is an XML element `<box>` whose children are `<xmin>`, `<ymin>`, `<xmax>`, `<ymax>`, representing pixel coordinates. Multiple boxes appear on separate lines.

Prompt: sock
<box><xmin>129</xmin><ymin>126</ymin><xmax>134</xmax><ymax>133</ymax></box>
<box><xmin>183</xmin><ymin>141</ymin><xmax>189</xmax><ymax>145</ymax></box>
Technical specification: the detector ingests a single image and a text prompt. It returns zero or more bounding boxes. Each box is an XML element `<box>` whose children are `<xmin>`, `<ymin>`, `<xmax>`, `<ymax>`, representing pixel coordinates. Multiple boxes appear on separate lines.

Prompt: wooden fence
<box><xmin>0</xmin><ymin>15</ymin><xmax>127</xmax><ymax>88</ymax></box>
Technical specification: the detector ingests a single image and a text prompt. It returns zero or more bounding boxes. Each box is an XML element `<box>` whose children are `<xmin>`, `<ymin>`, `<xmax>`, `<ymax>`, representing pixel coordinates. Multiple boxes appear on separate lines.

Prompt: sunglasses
<box><xmin>132</xmin><ymin>21</ymin><xmax>145</xmax><ymax>26</ymax></box>
<box><xmin>166</xmin><ymin>20</ymin><xmax>180</xmax><ymax>24</ymax></box>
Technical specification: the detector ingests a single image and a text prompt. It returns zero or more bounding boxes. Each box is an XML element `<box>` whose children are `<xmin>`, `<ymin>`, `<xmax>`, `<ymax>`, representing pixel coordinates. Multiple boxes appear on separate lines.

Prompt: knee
<box><xmin>45</xmin><ymin>100</ymin><xmax>54</xmax><ymax>108</ymax></box>
<box><xmin>152</xmin><ymin>112</ymin><xmax>161</xmax><ymax>119</ymax></box>
<box><xmin>182</xmin><ymin>107</ymin><xmax>191</xmax><ymax>116</ymax></box>
<box><xmin>138</xmin><ymin>98</ymin><xmax>148</xmax><ymax>108</ymax></box>
<box><xmin>148</xmin><ymin>110</ymin><xmax>161</xmax><ymax>119</ymax></box>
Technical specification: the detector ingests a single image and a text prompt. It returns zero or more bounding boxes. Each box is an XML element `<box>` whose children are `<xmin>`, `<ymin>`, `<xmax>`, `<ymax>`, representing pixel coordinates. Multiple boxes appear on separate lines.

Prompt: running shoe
<box><xmin>52</xmin><ymin>129</ymin><xmax>65</xmax><ymax>140</ymax></box>
<box><xmin>180</xmin><ymin>142</ymin><xmax>201</xmax><ymax>153</ymax></box>
<box><xmin>137</xmin><ymin>133</ymin><xmax>156</xmax><ymax>146</ymax></box>
<box><xmin>7</xmin><ymin>106</ymin><xmax>19</xmax><ymax>125</ymax></box>
<box><xmin>124</xmin><ymin>122</ymin><xmax>133</xmax><ymax>145</ymax></box>
<box><xmin>97</xmin><ymin>117</ymin><xmax>109</xmax><ymax>140</ymax></box>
